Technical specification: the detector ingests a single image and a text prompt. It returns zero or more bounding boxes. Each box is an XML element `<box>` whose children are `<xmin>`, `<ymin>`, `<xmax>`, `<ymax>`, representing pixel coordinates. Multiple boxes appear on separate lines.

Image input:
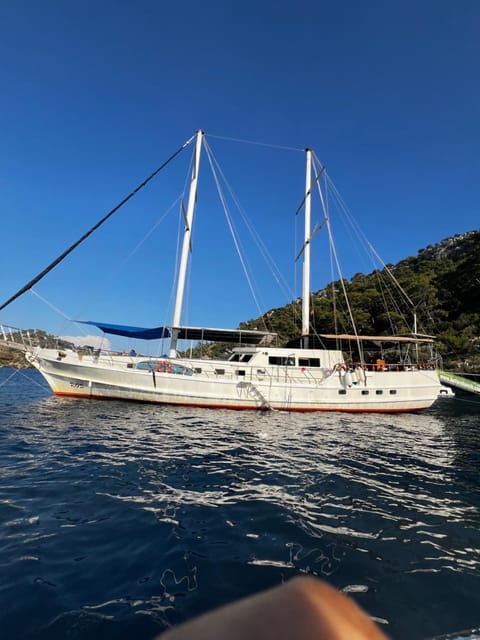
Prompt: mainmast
<box><xmin>301</xmin><ymin>149</ymin><xmax>312</xmax><ymax>348</ymax></box>
<box><xmin>169</xmin><ymin>129</ymin><xmax>204</xmax><ymax>357</ymax></box>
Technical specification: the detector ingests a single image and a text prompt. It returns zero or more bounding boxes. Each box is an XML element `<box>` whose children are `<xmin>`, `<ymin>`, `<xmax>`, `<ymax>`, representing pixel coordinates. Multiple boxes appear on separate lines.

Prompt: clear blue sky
<box><xmin>1</xmin><ymin>0</ymin><xmax>479</xmax><ymax>347</ymax></box>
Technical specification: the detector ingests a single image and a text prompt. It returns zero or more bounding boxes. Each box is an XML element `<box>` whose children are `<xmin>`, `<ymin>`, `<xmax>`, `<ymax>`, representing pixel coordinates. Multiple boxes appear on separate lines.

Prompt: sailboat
<box><xmin>21</xmin><ymin>130</ymin><xmax>440</xmax><ymax>411</ymax></box>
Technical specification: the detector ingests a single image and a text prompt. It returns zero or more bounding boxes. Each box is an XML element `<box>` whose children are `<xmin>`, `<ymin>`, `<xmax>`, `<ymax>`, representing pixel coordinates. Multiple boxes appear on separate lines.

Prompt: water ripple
<box><xmin>0</xmin><ymin>370</ymin><xmax>479</xmax><ymax>639</ymax></box>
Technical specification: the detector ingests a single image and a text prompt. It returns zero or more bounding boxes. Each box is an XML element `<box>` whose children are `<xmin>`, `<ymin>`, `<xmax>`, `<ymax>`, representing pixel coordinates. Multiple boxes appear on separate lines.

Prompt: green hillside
<box><xmin>237</xmin><ymin>230</ymin><xmax>480</xmax><ymax>371</ymax></box>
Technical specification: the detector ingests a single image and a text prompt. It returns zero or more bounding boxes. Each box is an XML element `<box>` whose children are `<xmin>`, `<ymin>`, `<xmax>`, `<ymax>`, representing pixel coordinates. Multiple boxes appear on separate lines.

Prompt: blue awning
<box><xmin>80</xmin><ymin>321</ymin><xmax>170</xmax><ymax>340</ymax></box>
<box><xmin>79</xmin><ymin>322</ymin><xmax>276</xmax><ymax>344</ymax></box>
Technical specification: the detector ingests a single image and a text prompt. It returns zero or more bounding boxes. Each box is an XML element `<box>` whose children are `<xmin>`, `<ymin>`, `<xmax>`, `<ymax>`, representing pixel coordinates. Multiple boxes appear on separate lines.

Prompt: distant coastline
<box><xmin>0</xmin><ymin>345</ymin><xmax>32</xmax><ymax>368</ymax></box>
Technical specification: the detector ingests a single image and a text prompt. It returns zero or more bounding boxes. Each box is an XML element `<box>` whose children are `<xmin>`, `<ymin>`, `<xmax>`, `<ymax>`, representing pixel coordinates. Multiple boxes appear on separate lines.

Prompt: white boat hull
<box><xmin>28</xmin><ymin>348</ymin><xmax>440</xmax><ymax>413</ymax></box>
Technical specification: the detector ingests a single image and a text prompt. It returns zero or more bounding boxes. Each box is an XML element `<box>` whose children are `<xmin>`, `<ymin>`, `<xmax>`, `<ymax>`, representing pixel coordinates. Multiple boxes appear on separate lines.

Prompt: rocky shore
<box><xmin>0</xmin><ymin>344</ymin><xmax>32</xmax><ymax>368</ymax></box>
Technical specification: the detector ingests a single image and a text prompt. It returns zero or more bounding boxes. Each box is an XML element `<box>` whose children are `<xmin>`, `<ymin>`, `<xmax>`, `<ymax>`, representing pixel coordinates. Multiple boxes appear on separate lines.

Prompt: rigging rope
<box><xmin>203</xmin><ymin>139</ymin><xmax>266</xmax><ymax>326</ymax></box>
<box><xmin>17</xmin><ymin>367</ymin><xmax>51</xmax><ymax>390</ymax></box>
<box><xmin>312</xmin><ymin>156</ymin><xmax>423</xmax><ymax>337</ymax></box>
<box><xmin>204</xmin><ymin>138</ymin><xmax>294</xmax><ymax>304</ymax></box>
<box><xmin>207</xmin><ymin>133</ymin><xmax>303</xmax><ymax>153</ymax></box>
<box><xmin>30</xmin><ymin>289</ymin><xmax>74</xmax><ymax>323</ymax></box>
<box><xmin>0</xmin><ymin>134</ymin><xmax>196</xmax><ymax>313</ymax></box>
<box><xmin>0</xmin><ymin>368</ymin><xmax>21</xmax><ymax>389</ymax></box>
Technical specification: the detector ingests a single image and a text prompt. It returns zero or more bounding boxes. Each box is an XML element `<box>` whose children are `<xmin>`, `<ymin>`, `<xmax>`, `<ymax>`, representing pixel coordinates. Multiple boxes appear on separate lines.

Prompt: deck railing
<box><xmin>359</xmin><ymin>362</ymin><xmax>436</xmax><ymax>372</ymax></box>
<box><xmin>0</xmin><ymin>324</ymin><xmax>34</xmax><ymax>351</ymax></box>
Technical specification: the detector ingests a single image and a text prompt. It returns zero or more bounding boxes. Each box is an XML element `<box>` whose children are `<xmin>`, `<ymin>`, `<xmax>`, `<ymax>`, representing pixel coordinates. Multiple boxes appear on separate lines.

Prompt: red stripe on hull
<box><xmin>53</xmin><ymin>391</ymin><xmax>426</xmax><ymax>413</ymax></box>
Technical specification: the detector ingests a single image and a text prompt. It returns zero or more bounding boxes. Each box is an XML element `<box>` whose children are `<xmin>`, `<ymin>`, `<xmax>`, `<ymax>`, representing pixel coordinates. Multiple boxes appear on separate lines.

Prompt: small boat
<box><xmin>22</xmin><ymin>130</ymin><xmax>440</xmax><ymax>411</ymax></box>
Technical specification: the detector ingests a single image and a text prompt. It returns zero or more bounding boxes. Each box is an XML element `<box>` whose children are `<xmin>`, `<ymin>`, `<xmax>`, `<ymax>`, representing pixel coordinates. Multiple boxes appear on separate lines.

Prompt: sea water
<box><xmin>0</xmin><ymin>368</ymin><xmax>479</xmax><ymax>640</ymax></box>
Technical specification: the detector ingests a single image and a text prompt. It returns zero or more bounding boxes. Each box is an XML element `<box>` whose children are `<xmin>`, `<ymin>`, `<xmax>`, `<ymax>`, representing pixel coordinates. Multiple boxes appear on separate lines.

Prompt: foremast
<box><xmin>301</xmin><ymin>149</ymin><xmax>313</xmax><ymax>349</ymax></box>
<box><xmin>169</xmin><ymin>130</ymin><xmax>204</xmax><ymax>357</ymax></box>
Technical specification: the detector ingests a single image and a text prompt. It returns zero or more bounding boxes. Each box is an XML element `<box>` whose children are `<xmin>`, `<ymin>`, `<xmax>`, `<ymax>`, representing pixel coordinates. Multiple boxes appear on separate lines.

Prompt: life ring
<box><xmin>157</xmin><ymin>360</ymin><xmax>172</xmax><ymax>373</ymax></box>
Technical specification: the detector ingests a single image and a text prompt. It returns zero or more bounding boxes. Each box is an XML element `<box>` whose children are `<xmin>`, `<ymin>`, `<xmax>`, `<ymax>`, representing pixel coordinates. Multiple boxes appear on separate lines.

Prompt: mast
<box><xmin>301</xmin><ymin>149</ymin><xmax>312</xmax><ymax>348</ymax></box>
<box><xmin>169</xmin><ymin>129</ymin><xmax>204</xmax><ymax>357</ymax></box>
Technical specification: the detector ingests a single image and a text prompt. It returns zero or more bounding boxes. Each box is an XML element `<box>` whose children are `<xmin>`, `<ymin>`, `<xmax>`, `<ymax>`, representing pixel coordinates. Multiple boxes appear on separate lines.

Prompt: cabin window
<box><xmin>215</xmin><ymin>368</ymin><xmax>225</xmax><ymax>375</ymax></box>
<box><xmin>236</xmin><ymin>370</ymin><xmax>246</xmax><ymax>376</ymax></box>
<box><xmin>338</xmin><ymin>389</ymin><xmax>347</xmax><ymax>395</ymax></box>
<box><xmin>376</xmin><ymin>390</ymin><xmax>383</xmax><ymax>395</ymax></box>
<box><xmin>136</xmin><ymin>360</ymin><xmax>160</xmax><ymax>371</ymax></box>
<box><xmin>389</xmin><ymin>389</ymin><xmax>397</xmax><ymax>395</ymax></box>
<box><xmin>361</xmin><ymin>390</ymin><xmax>369</xmax><ymax>395</ymax></box>
<box><xmin>194</xmin><ymin>367</ymin><xmax>202</xmax><ymax>374</ymax></box>
<box><xmin>171</xmin><ymin>364</ymin><xmax>194</xmax><ymax>376</ymax></box>
<box><xmin>299</xmin><ymin>358</ymin><xmax>321</xmax><ymax>368</ymax></box>
<box><xmin>268</xmin><ymin>356</ymin><xmax>296</xmax><ymax>366</ymax></box>
<box><xmin>230</xmin><ymin>353</ymin><xmax>252</xmax><ymax>363</ymax></box>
